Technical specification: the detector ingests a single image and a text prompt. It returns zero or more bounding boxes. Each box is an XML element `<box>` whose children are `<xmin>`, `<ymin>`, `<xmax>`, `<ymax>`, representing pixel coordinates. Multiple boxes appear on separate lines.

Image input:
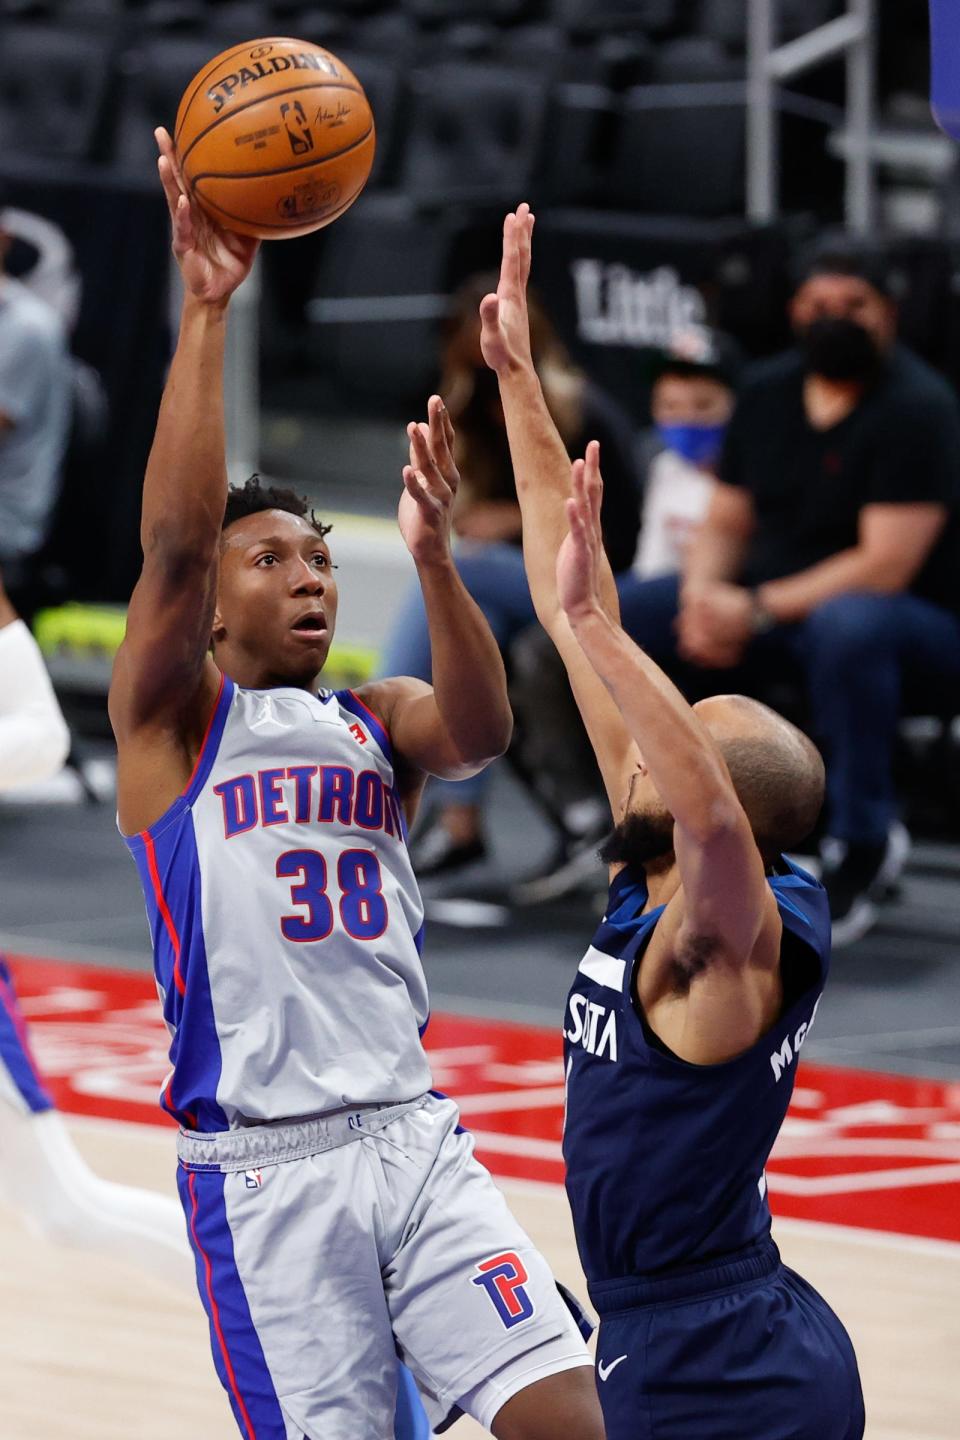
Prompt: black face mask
<box><xmin>800</xmin><ymin>317</ymin><xmax>884</xmax><ymax>384</ymax></box>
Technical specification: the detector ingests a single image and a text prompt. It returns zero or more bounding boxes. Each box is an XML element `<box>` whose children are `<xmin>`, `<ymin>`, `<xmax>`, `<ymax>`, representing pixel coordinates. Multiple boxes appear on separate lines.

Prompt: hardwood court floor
<box><xmin>0</xmin><ymin>1116</ymin><xmax>956</xmax><ymax>1440</ymax></box>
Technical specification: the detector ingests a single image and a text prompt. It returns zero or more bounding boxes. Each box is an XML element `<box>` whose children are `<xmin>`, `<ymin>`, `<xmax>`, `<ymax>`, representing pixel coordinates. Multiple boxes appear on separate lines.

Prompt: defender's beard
<box><xmin>600</xmin><ymin>808</ymin><xmax>675</xmax><ymax>870</ymax></box>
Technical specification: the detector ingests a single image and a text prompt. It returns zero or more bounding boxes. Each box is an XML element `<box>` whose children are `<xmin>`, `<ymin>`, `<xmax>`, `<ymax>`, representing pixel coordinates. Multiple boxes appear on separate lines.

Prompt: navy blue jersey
<box><xmin>562</xmin><ymin>857</ymin><xmax>830</xmax><ymax>1283</ymax></box>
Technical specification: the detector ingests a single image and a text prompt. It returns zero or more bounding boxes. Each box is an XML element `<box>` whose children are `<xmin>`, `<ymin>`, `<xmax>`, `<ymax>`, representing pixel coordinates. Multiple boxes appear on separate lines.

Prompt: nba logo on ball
<box><xmin>471</xmin><ymin>1252</ymin><xmax>535</xmax><ymax>1329</ymax></box>
<box><xmin>280</xmin><ymin>101</ymin><xmax>314</xmax><ymax>156</ymax></box>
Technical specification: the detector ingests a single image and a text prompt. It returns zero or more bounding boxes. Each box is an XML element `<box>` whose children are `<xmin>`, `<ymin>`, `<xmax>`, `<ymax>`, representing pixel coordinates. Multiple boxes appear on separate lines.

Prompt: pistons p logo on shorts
<box><xmin>471</xmin><ymin>1251</ymin><xmax>535</xmax><ymax>1329</ymax></box>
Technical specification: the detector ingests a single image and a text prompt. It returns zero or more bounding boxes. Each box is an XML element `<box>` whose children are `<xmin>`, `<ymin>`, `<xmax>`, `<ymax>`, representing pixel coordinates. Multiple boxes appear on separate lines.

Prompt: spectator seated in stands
<box><xmin>0</xmin><ymin>188</ymin><xmax>71</xmax><ymax>619</ymax></box>
<box><xmin>379</xmin><ymin>273</ymin><xmax>640</xmax><ymax>878</ymax></box>
<box><xmin>631</xmin><ymin>327</ymin><xmax>738</xmax><ymax>578</ymax></box>
<box><xmin>618</xmin><ymin>241</ymin><xmax>960</xmax><ymax>946</ymax></box>
<box><xmin>507</xmin><ymin>326</ymin><xmax>739</xmax><ymax>901</ymax></box>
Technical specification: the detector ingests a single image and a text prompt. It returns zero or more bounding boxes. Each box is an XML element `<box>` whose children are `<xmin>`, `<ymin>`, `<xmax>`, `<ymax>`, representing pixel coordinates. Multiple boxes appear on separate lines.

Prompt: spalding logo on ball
<box><xmin>175</xmin><ymin>37</ymin><xmax>375</xmax><ymax>239</ymax></box>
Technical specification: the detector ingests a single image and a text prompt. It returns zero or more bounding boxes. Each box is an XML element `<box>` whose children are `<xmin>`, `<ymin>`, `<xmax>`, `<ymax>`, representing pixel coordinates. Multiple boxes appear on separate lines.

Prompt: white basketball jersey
<box><xmin>125</xmin><ymin>675</ymin><xmax>432</xmax><ymax>1130</ymax></box>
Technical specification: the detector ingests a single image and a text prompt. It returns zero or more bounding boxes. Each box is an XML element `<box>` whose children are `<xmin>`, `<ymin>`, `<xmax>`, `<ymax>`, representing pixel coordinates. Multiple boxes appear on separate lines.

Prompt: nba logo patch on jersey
<box><xmin>471</xmin><ymin>1251</ymin><xmax>535</xmax><ymax>1329</ymax></box>
<box><xmin>244</xmin><ymin>1168</ymin><xmax>263</xmax><ymax>1190</ymax></box>
<box><xmin>349</xmin><ymin>722</ymin><xmax>368</xmax><ymax>746</ymax></box>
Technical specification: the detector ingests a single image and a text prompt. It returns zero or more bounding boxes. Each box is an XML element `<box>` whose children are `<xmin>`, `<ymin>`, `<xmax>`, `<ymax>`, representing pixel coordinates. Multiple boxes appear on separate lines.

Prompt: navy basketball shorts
<box><xmin>0</xmin><ymin>957</ymin><xmax>54</xmax><ymax>1115</ymax></box>
<box><xmin>590</xmin><ymin>1238</ymin><xmax>865</xmax><ymax>1440</ymax></box>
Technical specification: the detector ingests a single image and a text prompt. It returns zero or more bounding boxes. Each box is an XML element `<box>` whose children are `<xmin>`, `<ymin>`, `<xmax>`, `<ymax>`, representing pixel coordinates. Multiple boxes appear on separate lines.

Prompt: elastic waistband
<box><xmin>589</xmin><ymin>1238</ymin><xmax>781</xmax><ymax>1316</ymax></box>
<box><xmin>177</xmin><ymin>1095</ymin><xmax>430</xmax><ymax>1172</ymax></box>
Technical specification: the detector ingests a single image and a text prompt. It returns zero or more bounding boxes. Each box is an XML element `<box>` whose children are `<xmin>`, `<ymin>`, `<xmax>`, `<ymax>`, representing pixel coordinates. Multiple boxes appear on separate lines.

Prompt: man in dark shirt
<box><xmin>620</xmin><ymin>243</ymin><xmax>960</xmax><ymax>944</ymax></box>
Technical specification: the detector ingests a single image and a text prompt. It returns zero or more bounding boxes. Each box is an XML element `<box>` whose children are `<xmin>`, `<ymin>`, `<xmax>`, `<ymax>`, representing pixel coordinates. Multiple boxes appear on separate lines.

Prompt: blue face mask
<box><xmin>655</xmin><ymin>422</ymin><xmax>727</xmax><ymax>467</ymax></box>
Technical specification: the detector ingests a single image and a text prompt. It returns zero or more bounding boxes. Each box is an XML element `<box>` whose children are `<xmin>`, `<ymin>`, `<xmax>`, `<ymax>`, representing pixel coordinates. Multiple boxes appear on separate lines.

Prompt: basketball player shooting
<box><xmin>0</xmin><ymin>569</ymin><xmax>194</xmax><ymax>1291</ymax></box>
<box><xmin>480</xmin><ymin>207</ymin><xmax>865</xmax><ymax>1440</ymax></box>
<box><xmin>106</xmin><ymin>130</ymin><xmax>604</xmax><ymax>1440</ymax></box>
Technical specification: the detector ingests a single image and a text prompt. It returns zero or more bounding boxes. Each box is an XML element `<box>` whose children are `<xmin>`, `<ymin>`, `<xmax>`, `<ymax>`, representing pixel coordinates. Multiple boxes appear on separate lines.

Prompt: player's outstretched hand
<box><xmin>156</xmin><ymin>127</ymin><xmax>259</xmax><ymax>306</ymax></box>
<box><xmin>398</xmin><ymin>395</ymin><xmax>461</xmax><ymax>567</ymax></box>
<box><xmin>557</xmin><ymin>441</ymin><xmax>606</xmax><ymax>625</ymax></box>
<box><xmin>480</xmin><ymin>203</ymin><xmax>535</xmax><ymax>377</ymax></box>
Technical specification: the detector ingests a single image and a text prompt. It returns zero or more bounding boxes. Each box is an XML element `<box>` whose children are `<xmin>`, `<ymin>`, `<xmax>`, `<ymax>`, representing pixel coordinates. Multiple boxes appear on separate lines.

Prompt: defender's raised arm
<box><xmin>109</xmin><ymin>129</ymin><xmax>259</xmax><ymax>833</ymax></box>
<box><xmin>481</xmin><ymin>206</ymin><xmax>635</xmax><ymax>813</ymax></box>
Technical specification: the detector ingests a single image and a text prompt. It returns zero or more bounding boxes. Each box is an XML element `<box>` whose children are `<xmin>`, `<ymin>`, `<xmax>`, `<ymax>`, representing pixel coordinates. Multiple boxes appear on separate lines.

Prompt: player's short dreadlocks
<box><xmin>222</xmin><ymin>474</ymin><xmax>332</xmax><ymax>540</ymax></box>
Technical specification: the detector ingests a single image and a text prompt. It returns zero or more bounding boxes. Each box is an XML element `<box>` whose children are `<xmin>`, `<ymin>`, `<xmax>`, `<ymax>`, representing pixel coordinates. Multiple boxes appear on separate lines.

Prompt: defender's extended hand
<box><xmin>398</xmin><ymin>395</ymin><xmax>460</xmax><ymax>566</ymax></box>
<box><xmin>557</xmin><ymin>441</ymin><xmax>606</xmax><ymax>624</ymax></box>
<box><xmin>479</xmin><ymin>204</ymin><xmax>536</xmax><ymax>376</ymax></box>
<box><xmin>156</xmin><ymin>127</ymin><xmax>259</xmax><ymax>306</ymax></box>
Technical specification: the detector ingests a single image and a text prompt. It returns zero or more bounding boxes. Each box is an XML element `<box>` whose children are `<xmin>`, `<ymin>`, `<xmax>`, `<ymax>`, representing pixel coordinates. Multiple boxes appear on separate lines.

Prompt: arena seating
<box><xmin>608</xmin><ymin>83</ymin><xmax>747</xmax><ymax>218</ymax></box>
<box><xmin>0</xmin><ymin>0</ymin><xmax>852</xmax><ymax>222</ymax></box>
<box><xmin>397</xmin><ymin>62</ymin><xmax>551</xmax><ymax>208</ymax></box>
<box><xmin>0</xmin><ymin>23</ymin><xmax>114</xmax><ymax>162</ymax></box>
<box><xmin>0</xmin><ymin>3</ymin><xmax>953</xmax><ymax>548</ymax></box>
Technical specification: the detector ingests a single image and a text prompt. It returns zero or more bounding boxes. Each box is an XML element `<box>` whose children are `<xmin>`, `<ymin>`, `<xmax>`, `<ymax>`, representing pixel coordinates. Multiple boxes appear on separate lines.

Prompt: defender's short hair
<box><xmin>712</xmin><ymin>700</ymin><xmax>825</xmax><ymax>857</ymax></box>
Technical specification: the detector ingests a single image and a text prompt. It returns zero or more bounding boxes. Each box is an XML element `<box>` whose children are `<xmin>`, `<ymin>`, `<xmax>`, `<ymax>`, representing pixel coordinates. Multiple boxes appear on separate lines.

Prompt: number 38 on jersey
<box><xmin>276</xmin><ymin>847</ymin><xmax>387</xmax><ymax>942</ymax></box>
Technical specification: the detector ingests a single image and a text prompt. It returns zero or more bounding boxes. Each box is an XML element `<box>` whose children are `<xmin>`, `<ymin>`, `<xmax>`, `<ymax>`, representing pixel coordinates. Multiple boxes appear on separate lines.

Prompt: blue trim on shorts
<box><xmin>178</xmin><ymin>1166</ymin><xmax>288</xmax><ymax>1439</ymax></box>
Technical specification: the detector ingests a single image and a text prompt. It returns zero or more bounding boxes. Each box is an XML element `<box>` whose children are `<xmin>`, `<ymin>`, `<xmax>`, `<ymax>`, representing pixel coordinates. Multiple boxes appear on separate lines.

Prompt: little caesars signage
<box><xmin>571</xmin><ymin>259</ymin><xmax>706</xmax><ymax>348</ymax></box>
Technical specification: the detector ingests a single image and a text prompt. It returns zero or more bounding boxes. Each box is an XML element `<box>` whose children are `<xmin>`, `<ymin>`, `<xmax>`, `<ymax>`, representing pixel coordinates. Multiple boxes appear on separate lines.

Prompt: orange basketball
<box><xmin>174</xmin><ymin>37</ymin><xmax>375</xmax><ymax>240</ymax></box>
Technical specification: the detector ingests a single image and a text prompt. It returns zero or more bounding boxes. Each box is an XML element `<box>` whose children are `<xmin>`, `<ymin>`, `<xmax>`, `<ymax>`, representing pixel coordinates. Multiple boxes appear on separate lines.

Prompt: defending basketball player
<box><xmin>481</xmin><ymin>207</ymin><xmax>865</xmax><ymax>1439</ymax></box>
<box><xmin>106</xmin><ymin>130</ymin><xmax>603</xmax><ymax>1440</ymax></box>
<box><xmin>0</xmin><ymin>568</ymin><xmax>194</xmax><ymax>1290</ymax></box>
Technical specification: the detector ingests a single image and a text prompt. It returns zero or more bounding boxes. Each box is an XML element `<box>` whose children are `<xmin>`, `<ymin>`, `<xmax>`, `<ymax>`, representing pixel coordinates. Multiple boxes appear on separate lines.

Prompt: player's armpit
<box><xmin>354</xmin><ymin>676</ymin><xmax>501</xmax><ymax>782</ymax></box>
<box><xmin>640</xmin><ymin>829</ymin><xmax>784</xmax><ymax>1064</ymax></box>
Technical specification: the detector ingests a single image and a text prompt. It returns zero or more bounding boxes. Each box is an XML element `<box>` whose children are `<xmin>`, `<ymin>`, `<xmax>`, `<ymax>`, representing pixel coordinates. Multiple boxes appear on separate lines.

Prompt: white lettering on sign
<box><xmin>570</xmin><ymin>260</ymin><xmax>706</xmax><ymax>347</ymax></box>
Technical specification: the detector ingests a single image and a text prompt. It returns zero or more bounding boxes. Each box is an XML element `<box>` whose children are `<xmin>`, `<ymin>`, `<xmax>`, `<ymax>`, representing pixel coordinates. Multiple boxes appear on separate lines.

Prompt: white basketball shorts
<box><xmin>176</xmin><ymin>1093</ymin><xmax>593</xmax><ymax>1438</ymax></box>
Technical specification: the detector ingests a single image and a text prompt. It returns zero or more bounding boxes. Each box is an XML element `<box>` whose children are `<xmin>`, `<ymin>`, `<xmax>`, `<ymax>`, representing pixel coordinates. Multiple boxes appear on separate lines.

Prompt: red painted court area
<box><xmin>8</xmin><ymin>954</ymin><xmax>960</xmax><ymax>1245</ymax></box>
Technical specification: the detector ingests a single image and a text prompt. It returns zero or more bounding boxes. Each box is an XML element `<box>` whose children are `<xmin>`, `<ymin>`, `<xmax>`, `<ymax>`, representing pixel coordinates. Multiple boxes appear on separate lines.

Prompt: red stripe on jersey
<box><xmin>140</xmin><ymin>833</ymin><xmax>186</xmax><ymax>997</ymax></box>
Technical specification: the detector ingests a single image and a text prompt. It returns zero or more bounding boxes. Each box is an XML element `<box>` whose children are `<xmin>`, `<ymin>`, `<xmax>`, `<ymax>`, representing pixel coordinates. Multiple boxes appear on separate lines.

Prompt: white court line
<box><xmin>457</xmin><ymin>1086</ymin><xmax>567</xmax><ymax>1115</ymax></box>
<box><xmin>64</xmin><ymin>1113</ymin><xmax>960</xmax><ymax>1259</ymax></box>
<box><xmin>769</xmin><ymin>1162</ymin><xmax>960</xmax><ymax>1197</ymax></box>
<box><xmin>496</xmin><ymin>1175</ymin><xmax>960</xmax><ymax>1259</ymax></box>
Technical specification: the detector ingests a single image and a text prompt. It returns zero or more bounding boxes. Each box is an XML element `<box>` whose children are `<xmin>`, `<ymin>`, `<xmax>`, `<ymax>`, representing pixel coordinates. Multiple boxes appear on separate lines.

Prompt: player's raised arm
<box><xmin>558</xmin><ymin>451</ymin><xmax>780</xmax><ymax>984</ymax></box>
<box><xmin>481</xmin><ymin>206</ymin><xmax>637</xmax><ymax>814</ymax></box>
<box><xmin>357</xmin><ymin>395</ymin><xmax>513</xmax><ymax>791</ymax></box>
<box><xmin>109</xmin><ymin>129</ymin><xmax>259</xmax><ymax>830</ymax></box>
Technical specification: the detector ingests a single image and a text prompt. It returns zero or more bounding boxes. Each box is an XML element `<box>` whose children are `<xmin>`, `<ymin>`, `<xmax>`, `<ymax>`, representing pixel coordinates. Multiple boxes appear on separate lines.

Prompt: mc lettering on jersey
<box><xmin>206</xmin><ymin>52</ymin><xmax>342</xmax><ymax>115</ymax></box>
<box><xmin>565</xmin><ymin>993</ymin><xmax>618</xmax><ymax>1061</ymax></box>
<box><xmin>769</xmin><ymin>995</ymin><xmax>822</xmax><ymax>1082</ymax></box>
<box><xmin>213</xmin><ymin>765</ymin><xmax>404</xmax><ymax>841</ymax></box>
